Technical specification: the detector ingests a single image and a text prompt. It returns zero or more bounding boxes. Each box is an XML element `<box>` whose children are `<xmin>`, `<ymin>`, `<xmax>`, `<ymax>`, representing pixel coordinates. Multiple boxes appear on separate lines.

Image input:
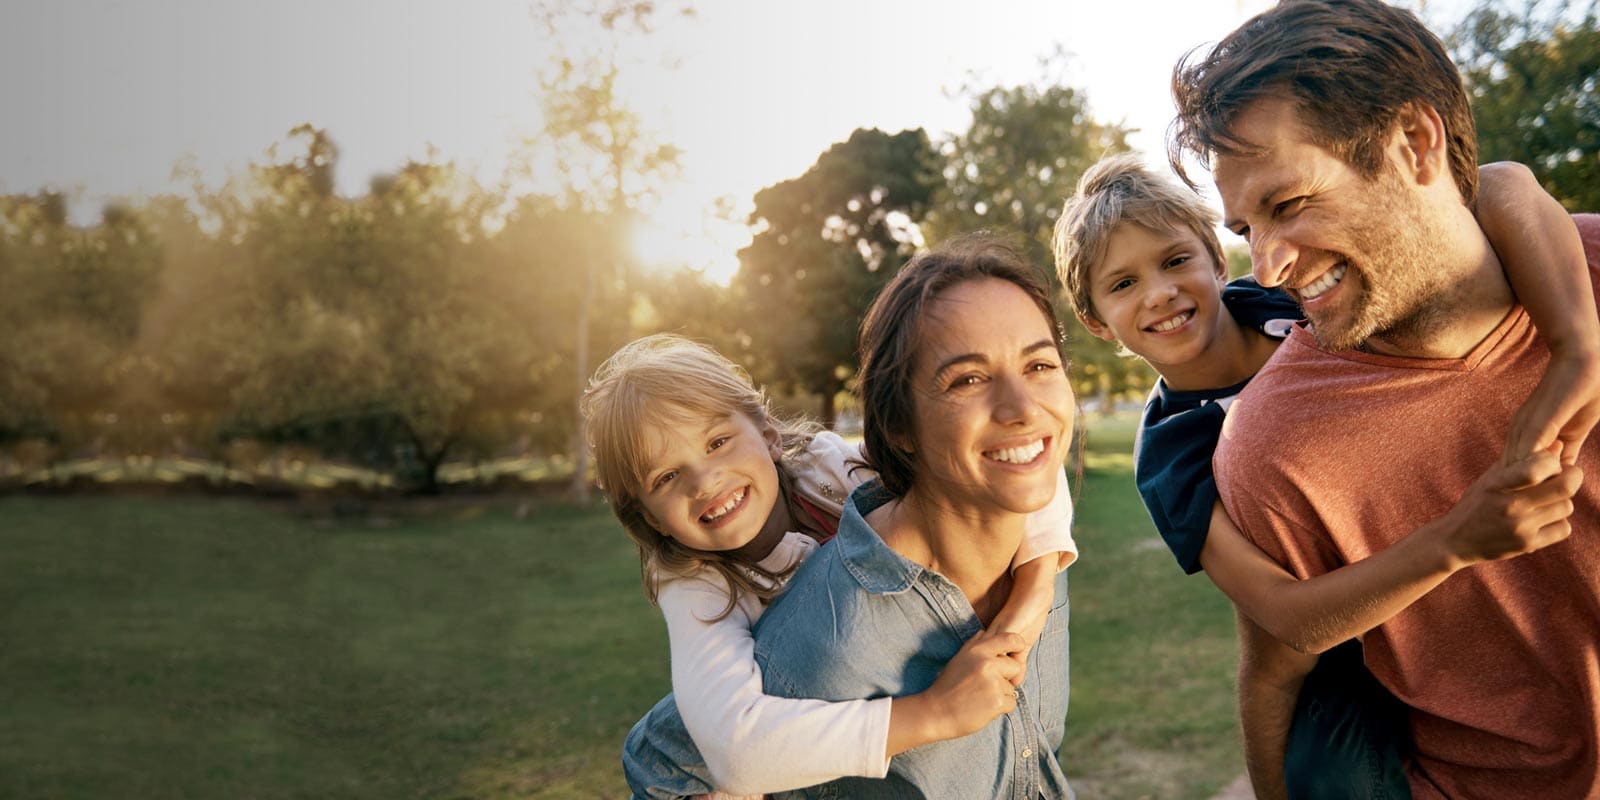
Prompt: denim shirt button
<box><xmin>1022</xmin><ymin>748</ymin><xmax>1033</xmax><ymax>758</ymax></box>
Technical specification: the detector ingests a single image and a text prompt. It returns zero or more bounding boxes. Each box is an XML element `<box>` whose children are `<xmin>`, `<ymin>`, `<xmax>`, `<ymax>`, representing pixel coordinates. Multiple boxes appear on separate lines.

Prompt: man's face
<box><xmin>1212</xmin><ymin>96</ymin><xmax>1452</xmax><ymax>353</ymax></box>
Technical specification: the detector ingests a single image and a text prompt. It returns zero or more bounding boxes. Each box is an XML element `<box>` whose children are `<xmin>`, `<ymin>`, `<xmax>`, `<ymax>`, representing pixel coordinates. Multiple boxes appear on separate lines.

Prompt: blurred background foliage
<box><xmin>2</xmin><ymin>0</ymin><xmax>1592</xmax><ymax>494</ymax></box>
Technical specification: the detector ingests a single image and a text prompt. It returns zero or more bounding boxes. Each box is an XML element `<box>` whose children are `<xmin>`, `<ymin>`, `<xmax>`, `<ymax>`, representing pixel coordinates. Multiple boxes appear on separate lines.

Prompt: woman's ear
<box><xmin>1077</xmin><ymin>310</ymin><xmax>1119</xmax><ymax>344</ymax></box>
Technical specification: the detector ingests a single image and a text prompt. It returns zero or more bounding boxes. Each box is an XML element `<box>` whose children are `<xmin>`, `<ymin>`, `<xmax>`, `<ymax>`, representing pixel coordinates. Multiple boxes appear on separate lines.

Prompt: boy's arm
<box><xmin>1476</xmin><ymin>161</ymin><xmax>1600</xmax><ymax>466</ymax></box>
<box><xmin>1203</xmin><ymin>451</ymin><xmax>1581</xmax><ymax>654</ymax></box>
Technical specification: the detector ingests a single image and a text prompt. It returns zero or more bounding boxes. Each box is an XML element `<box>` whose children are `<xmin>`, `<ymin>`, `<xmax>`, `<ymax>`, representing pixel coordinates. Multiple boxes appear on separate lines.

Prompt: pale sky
<box><xmin>0</xmin><ymin>0</ymin><xmax>1472</xmax><ymax>281</ymax></box>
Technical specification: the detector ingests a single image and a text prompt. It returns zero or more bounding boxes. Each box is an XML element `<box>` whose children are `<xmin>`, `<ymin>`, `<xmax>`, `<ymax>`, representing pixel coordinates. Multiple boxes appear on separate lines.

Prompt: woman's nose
<box><xmin>993</xmin><ymin>373</ymin><xmax>1041</xmax><ymax>425</ymax></box>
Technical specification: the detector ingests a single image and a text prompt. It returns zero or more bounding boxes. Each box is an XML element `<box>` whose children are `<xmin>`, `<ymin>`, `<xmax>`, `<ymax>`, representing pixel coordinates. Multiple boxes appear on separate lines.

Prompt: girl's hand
<box><xmin>887</xmin><ymin>630</ymin><xmax>1025</xmax><ymax>755</ymax></box>
<box><xmin>988</xmin><ymin>557</ymin><xmax>1056</xmax><ymax>668</ymax></box>
<box><xmin>1505</xmin><ymin>341</ymin><xmax>1600</xmax><ymax>467</ymax></box>
<box><xmin>1436</xmin><ymin>451</ymin><xmax>1582</xmax><ymax>570</ymax></box>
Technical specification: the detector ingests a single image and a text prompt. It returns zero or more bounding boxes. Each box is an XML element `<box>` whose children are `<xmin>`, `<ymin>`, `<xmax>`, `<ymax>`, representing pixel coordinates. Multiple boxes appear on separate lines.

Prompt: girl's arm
<box><xmin>990</xmin><ymin>468</ymin><xmax>1076</xmax><ymax>651</ymax></box>
<box><xmin>1477</xmin><ymin>161</ymin><xmax>1600</xmax><ymax>466</ymax></box>
<box><xmin>1203</xmin><ymin>451</ymin><xmax>1581</xmax><ymax>653</ymax></box>
<box><xmin>659</xmin><ymin>569</ymin><xmax>1022</xmax><ymax>795</ymax></box>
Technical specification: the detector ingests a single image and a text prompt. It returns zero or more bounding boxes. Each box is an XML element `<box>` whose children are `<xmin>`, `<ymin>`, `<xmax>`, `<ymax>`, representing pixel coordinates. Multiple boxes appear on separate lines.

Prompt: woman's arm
<box><xmin>660</xmin><ymin>572</ymin><xmax>1023</xmax><ymax>795</ymax></box>
<box><xmin>1203</xmin><ymin>451</ymin><xmax>1581</xmax><ymax>654</ymax></box>
<box><xmin>1477</xmin><ymin>161</ymin><xmax>1600</xmax><ymax>466</ymax></box>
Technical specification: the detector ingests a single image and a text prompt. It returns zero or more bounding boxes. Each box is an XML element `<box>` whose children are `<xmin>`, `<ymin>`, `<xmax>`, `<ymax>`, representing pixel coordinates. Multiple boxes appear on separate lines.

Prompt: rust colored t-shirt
<box><xmin>1215</xmin><ymin>215</ymin><xmax>1600</xmax><ymax>800</ymax></box>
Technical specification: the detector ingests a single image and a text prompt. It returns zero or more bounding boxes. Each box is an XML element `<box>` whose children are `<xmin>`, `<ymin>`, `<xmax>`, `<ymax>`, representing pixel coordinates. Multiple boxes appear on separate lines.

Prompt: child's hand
<box><xmin>920</xmin><ymin>630</ymin><xmax>1027</xmax><ymax>739</ymax></box>
<box><xmin>1437</xmin><ymin>451</ymin><xmax>1582</xmax><ymax>569</ymax></box>
<box><xmin>1505</xmin><ymin>339</ymin><xmax>1600</xmax><ymax>467</ymax></box>
<box><xmin>988</xmin><ymin>557</ymin><xmax>1056</xmax><ymax>665</ymax></box>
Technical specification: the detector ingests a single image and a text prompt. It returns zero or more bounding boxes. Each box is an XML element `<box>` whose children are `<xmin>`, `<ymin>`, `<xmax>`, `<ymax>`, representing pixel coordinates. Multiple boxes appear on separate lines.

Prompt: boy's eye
<box><xmin>1164</xmin><ymin>254</ymin><xmax>1191</xmax><ymax>269</ymax></box>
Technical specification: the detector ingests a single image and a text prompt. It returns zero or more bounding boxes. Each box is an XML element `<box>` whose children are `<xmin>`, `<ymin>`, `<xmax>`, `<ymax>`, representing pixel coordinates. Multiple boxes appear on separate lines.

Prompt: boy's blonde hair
<box><xmin>581</xmin><ymin>334</ymin><xmax>821</xmax><ymax>614</ymax></box>
<box><xmin>1053</xmin><ymin>153</ymin><xmax>1227</xmax><ymax>325</ymax></box>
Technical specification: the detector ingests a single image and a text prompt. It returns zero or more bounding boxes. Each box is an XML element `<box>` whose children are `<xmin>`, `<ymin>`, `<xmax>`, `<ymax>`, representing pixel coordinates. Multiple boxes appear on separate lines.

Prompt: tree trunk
<box><xmin>820</xmin><ymin>390</ymin><xmax>836</xmax><ymax>430</ymax></box>
<box><xmin>570</xmin><ymin>261</ymin><xmax>594</xmax><ymax>502</ymax></box>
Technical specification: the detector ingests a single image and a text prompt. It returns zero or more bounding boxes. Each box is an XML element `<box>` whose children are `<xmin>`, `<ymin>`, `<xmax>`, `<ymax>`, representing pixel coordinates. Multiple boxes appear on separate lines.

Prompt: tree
<box><xmin>732</xmin><ymin>128</ymin><xmax>941</xmax><ymax>426</ymax></box>
<box><xmin>532</xmin><ymin>0</ymin><xmax>688</xmax><ymax>499</ymax></box>
<box><xmin>1450</xmin><ymin>0</ymin><xmax>1600</xmax><ymax>210</ymax></box>
<box><xmin>928</xmin><ymin>55</ymin><xmax>1150</xmax><ymax>411</ymax></box>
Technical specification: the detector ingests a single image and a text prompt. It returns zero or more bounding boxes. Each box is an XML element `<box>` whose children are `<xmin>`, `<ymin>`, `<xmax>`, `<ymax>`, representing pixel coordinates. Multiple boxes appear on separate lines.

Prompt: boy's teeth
<box><xmin>1150</xmin><ymin>311</ymin><xmax>1192</xmax><ymax>332</ymax></box>
<box><xmin>701</xmin><ymin>488</ymin><xmax>744</xmax><ymax>522</ymax></box>
<box><xmin>986</xmin><ymin>439</ymin><xmax>1045</xmax><ymax>464</ymax></box>
<box><xmin>1300</xmin><ymin>263</ymin><xmax>1348</xmax><ymax>300</ymax></box>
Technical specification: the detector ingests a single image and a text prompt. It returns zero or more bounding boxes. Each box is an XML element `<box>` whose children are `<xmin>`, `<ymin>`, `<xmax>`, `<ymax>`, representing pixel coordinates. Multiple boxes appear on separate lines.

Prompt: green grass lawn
<box><xmin>0</xmin><ymin>414</ymin><xmax>1242</xmax><ymax>799</ymax></box>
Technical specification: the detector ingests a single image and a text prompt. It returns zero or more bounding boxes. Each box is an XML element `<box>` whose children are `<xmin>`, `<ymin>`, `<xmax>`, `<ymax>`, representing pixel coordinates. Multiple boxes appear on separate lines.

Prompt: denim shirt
<box><xmin>623</xmin><ymin>480</ymin><xmax>1074</xmax><ymax>799</ymax></box>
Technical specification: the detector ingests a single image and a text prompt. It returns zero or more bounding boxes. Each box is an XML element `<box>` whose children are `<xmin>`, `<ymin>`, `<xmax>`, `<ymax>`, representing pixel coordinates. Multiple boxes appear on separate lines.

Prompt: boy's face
<box><xmin>1080</xmin><ymin>222</ymin><xmax>1230</xmax><ymax>384</ymax></box>
<box><xmin>636</xmin><ymin>410</ymin><xmax>784</xmax><ymax>553</ymax></box>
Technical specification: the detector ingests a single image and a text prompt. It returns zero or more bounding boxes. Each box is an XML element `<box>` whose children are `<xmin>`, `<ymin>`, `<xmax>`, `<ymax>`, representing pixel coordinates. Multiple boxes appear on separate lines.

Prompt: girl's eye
<box><xmin>708</xmin><ymin>436</ymin><xmax>730</xmax><ymax>452</ymax></box>
<box><xmin>651</xmin><ymin>470</ymin><xmax>678</xmax><ymax>491</ymax></box>
<box><xmin>1109</xmin><ymin>277</ymin><xmax>1134</xmax><ymax>293</ymax></box>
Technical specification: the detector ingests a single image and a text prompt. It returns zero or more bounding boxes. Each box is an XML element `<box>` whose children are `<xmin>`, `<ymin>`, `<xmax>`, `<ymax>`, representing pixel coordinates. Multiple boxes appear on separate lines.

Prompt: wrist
<box><xmin>887</xmin><ymin>693</ymin><xmax>945</xmax><ymax>756</ymax></box>
<box><xmin>1415</xmin><ymin>512</ymin><xmax>1475</xmax><ymax>574</ymax></box>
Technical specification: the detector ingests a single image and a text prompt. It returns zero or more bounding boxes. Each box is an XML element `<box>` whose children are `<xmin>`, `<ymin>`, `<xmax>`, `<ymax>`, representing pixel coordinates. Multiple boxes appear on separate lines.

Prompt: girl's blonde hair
<box><xmin>581</xmin><ymin>334</ymin><xmax>821</xmax><ymax>615</ymax></box>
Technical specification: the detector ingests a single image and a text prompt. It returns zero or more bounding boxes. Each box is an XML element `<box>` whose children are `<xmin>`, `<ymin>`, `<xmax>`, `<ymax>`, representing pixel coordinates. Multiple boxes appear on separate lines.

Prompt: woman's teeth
<box><xmin>1300</xmin><ymin>263</ymin><xmax>1348</xmax><ymax>300</ymax></box>
<box><xmin>1150</xmin><ymin>311</ymin><xmax>1192</xmax><ymax>332</ymax></box>
<box><xmin>986</xmin><ymin>440</ymin><xmax>1045</xmax><ymax>464</ymax></box>
<box><xmin>700</xmin><ymin>488</ymin><xmax>745</xmax><ymax>522</ymax></box>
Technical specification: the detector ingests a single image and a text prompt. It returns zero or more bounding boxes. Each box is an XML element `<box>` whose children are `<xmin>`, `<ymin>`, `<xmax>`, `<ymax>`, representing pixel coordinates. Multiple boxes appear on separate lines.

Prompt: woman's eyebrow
<box><xmin>933</xmin><ymin>339</ymin><xmax>1057</xmax><ymax>381</ymax></box>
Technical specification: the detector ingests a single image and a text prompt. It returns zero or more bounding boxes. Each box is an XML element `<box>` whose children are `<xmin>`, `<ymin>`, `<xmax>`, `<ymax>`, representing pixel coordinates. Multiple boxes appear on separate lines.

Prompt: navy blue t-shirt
<box><xmin>1134</xmin><ymin>278</ymin><xmax>1300</xmax><ymax>574</ymax></box>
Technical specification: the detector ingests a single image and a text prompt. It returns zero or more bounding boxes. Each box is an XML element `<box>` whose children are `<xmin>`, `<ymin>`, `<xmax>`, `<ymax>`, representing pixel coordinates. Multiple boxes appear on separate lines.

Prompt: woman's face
<box><xmin>904</xmin><ymin>277</ymin><xmax>1074</xmax><ymax>517</ymax></box>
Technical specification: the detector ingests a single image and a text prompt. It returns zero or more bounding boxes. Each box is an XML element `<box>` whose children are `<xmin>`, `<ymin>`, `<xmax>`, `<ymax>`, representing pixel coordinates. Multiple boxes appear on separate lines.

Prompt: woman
<box><xmin>624</xmin><ymin>236</ymin><xmax>1078</xmax><ymax>798</ymax></box>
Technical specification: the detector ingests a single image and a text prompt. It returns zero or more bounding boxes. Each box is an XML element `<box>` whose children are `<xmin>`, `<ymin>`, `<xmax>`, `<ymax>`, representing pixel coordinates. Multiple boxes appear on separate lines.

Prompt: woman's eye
<box><xmin>1029</xmin><ymin>361</ymin><xmax>1061</xmax><ymax>373</ymax></box>
<box><xmin>948</xmin><ymin>374</ymin><xmax>983</xmax><ymax>390</ymax></box>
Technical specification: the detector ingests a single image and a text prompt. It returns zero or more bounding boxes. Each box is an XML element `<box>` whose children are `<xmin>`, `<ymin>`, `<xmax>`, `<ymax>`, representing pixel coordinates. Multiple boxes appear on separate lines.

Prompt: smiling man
<box><xmin>1169</xmin><ymin>1</ymin><xmax>1600</xmax><ymax>798</ymax></box>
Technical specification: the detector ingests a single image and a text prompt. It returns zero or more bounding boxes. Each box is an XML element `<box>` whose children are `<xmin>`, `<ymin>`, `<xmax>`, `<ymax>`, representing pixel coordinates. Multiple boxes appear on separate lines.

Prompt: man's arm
<box><xmin>1236</xmin><ymin>610</ymin><xmax>1317</xmax><ymax>800</ymax></box>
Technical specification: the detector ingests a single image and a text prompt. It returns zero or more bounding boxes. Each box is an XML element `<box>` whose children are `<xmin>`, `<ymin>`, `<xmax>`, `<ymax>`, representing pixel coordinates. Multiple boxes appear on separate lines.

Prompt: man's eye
<box><xmin>1274</xmin><ymin>197</ymin><xmax>1306</xmax><ymax>217</ymax></box>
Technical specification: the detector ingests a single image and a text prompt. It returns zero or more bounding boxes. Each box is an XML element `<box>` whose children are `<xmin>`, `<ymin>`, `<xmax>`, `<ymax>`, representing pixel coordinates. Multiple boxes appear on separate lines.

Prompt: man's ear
<box><xmin>1077</xmin><ymin>310</ymin><xmax>1119</xmax><ymax>344</ymax></box>
<box><xmin>1393</xmin><ymin>101</ymin><xmax>1450</xmax><ymax>188</ymax></box>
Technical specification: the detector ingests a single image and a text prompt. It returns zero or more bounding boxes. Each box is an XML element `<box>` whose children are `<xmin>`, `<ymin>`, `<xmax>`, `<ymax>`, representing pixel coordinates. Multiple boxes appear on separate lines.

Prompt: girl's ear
<box><xmin>761</xmin><ymin>418</ymin><xmax>783</xmax><ymax>461</ymax></box>
<box><xmin>1077</xmin><ymin>310</ymin><xmax>1119</xmax><ymax>344</ymax></box>
<box><xmin>640</xmin><ymin>506</ymin><xmax>664</xmax><ymax>532</ymax></box>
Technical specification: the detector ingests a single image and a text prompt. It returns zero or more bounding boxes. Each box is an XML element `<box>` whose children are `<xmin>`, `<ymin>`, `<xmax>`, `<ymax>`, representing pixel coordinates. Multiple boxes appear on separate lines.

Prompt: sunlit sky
<box><xmin>1</xmin><ymin>0</ymin><xmax>1472</xmax><ymax>282</ymax></box>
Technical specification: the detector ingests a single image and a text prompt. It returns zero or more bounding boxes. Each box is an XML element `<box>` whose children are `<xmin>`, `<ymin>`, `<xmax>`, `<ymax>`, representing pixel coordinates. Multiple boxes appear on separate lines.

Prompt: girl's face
<box><xmin>635</xmin><ymin>409</ymin><xmax>784</xmax><ymax>553</ymax></box>
<box><xmin>906</xmin><ymin>278</ymin><xmax>1074</xmax><ymax>518</ymax></box>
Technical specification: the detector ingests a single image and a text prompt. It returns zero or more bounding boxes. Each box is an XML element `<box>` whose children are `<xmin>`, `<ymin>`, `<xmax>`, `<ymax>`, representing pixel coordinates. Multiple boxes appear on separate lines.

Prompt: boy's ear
<box><xmin>1392</xmin><ymin>101</ymin><xmax>1449</xmax><ymax>189</ymax></box>
<box><xmin>1077</xmin><ymin>310</ymin><xmax>1119</xmax><ymax>344</ymax></box>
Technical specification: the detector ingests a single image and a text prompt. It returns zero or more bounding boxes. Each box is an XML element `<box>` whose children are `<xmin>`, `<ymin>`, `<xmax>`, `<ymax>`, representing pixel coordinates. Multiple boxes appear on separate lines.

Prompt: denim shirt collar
<box><xmin>836</xmin><ymin>480</ymin><xmax>925</xmax><ymax>595</ymax></box>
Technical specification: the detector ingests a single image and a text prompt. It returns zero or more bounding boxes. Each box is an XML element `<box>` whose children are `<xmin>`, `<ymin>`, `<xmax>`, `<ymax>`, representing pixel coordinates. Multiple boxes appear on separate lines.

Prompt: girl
<box><xmin>583</xmin><ymin>334</ymin><xmax>1076</xmax><ymax>797</ymax></box>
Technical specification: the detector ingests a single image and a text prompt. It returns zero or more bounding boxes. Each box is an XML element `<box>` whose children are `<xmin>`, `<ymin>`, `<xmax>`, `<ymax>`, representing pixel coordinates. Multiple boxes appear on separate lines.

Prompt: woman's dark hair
<box><xmin>856</xmin><ymin>234</ymin><xmax>1067</xmax><ymax>498</ymax></box>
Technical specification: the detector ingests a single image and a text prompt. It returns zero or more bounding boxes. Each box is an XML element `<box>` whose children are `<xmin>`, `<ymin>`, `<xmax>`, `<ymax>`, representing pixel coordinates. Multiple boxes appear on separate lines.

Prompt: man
<box><xmin>1169</xmin><ymin>1</ymin><xmax>1600</xmax><ymax>798</ymax></box>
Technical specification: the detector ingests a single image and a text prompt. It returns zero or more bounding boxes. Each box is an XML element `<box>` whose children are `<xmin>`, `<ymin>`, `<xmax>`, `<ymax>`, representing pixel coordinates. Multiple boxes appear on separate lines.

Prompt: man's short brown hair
<box><xmin>1168</xmin><ymin>0</ymin><xmax>1478</xmax><ymax>204</ymax></box>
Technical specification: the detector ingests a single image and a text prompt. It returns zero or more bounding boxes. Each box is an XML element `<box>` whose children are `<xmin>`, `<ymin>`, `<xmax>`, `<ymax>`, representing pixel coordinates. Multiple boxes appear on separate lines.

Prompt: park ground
<box><xmin>0</xmin><ymin>414</ymin><xmax>1245</xmax><ymax>799</ymax></box>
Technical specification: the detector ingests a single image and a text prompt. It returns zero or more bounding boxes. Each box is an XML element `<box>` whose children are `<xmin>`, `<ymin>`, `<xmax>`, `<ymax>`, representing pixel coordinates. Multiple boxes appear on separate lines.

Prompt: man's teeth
<box><xmin>986</xmin><ymin>440</ymin><xmax>1045</xmax><ymax>464</ymax></box>
<box><xmin>1150</xmin><ymin>311</ymin><xmax>1193</xmax><ymax>333</ymax></box>
<box><xmin>701</xmin><ymin>488</ymin><xmax>744</xmax><ymax>522</ymax></box>
<box><xmin>1300</xmin><ymin>263</ymin><xmax>1348</xmax><ymax>300</ymax></box>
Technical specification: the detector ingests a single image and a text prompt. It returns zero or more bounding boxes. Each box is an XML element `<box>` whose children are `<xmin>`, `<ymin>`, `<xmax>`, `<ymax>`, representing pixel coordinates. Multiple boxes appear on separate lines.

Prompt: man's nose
<box><xmin>1251</xmin><ymin>232</ymin><xmax>1295</xmax><ymax>288</ymax></box>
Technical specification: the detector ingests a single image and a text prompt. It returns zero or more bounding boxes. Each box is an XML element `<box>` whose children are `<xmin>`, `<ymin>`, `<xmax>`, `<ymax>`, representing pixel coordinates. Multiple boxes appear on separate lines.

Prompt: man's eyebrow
<box><xmin>1223</xmin><ymin>180</ymin><xmax>1289</xmax><ymax>232</ymax></box>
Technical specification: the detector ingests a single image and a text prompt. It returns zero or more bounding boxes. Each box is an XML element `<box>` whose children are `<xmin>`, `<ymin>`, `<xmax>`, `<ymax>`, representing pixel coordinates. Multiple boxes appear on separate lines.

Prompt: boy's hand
<box><xmin>1439</xmin><ymin>451</ymin><xmax>1582</xmax><ymax>569</ymax></box>
<box><xmin>1505</xmin><ymin>342</ymin><xmax>1600</xmax><ymax>467</ymax></box>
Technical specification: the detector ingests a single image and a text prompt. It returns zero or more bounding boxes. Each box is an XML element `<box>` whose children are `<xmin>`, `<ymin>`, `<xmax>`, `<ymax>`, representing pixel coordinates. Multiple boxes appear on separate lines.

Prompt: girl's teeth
<box><xmin>986</xmin><ymin>440</ymin><xmax>1045</xmax><ymax>464</ymax></box>
<box><xmin>1151</xmin><ymin>311</ymin><xmax>1192</xmax><ymax>332</ymax></box>
<box><xmin>701</xmin><ymin>488</ymin><xmax>745</xmax><ymax>522</ymax></box>
<box><xmin>1301</xmin><ymin>263</ymin><xmax>1348</xmax><ymax>300</ymax></box>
